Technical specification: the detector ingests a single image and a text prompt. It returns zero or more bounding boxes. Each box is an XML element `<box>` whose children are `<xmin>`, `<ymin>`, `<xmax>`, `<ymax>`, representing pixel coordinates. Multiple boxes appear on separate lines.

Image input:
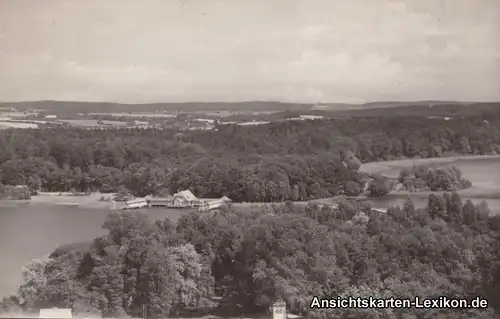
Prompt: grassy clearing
<box><xmin>58</xmin><ymin>119</ymin><xmax>129</xmax><ymax>127</ymax></box>
<box><xmin>0</xmin><ymin>121</ymin><xmax>38</xmax><ymax>129</ymax></box>
<box><xmin>88</xmin><ymin>112</ymin><xmax>176</xmax><ymax>118</ymax></box>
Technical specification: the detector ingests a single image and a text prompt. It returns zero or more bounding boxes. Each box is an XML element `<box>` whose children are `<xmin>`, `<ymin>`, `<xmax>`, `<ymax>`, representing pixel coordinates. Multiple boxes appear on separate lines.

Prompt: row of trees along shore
<box><xmin>0</xmin><ymin>192</ymin><xmax>499</xmax><ymax>319</ymax></box>
<box><xmin>0</xmin><ymin>111</ymin><xmax>499</xmax><ymax>201</ymax></box>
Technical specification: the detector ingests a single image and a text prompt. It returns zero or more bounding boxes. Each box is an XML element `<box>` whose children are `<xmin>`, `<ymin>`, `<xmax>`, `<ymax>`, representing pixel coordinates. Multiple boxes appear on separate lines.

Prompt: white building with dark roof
<box><xmin>124</xmin><ymin>197</ymin><xmax>148</xmax><ymax>209</ymax></box>
<box><xmin>39</xmin><ymin>307</ymin><xmax>72</xmax><ymax>318</ymax></box>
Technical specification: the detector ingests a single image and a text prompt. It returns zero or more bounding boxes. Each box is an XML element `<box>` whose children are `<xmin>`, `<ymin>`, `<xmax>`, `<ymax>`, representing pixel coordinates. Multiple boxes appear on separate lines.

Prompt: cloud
<box><xmin>59</xmin><ymin>61</ymin><xmax>172</xmax><ymax>84</ymax></box>
<box><xmin>0</xmin><ymin>0</ymin><xmax>499</xmax><ymax>102</ymax></box>
<box><xmin>299</xmin><ymin>25</ymin><xmax>328</xmax><ymax>41</ymax></box>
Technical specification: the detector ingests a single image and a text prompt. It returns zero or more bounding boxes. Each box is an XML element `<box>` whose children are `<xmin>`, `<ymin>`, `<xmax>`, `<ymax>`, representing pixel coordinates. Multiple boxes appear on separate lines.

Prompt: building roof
<box><xmin>39</xmin><ymin>308</ymin><xmax>72</xmax><ymax>318</ymax></box>
<box><xmin>331</xmin><ymin>194</ymin><xmax>347</xmax><ymax>201</ymax></box>
<box><xmin>273</xmin><ymin>300</ymin><xmax>287</xmax><ymax>306</ymax></box>
<box><xmin>125</xmin><ymin>198</ymin><xmax>147</xmax><ymax>204</ymax></box>
<box><xmin>299</xmin><ymin>115</ymin><xmax>324</xmax><ymax>120</ymax></box>
<box><xmin>175</xmin><ymin>190</ymin><xmax>197</xmax><ymax>201</ymax></box>
<box><xmin>202</xmin><ymin>198</ymin><xmax>223</xmax><ymax>204</ymax></box>
<box><xmin>149</xmin><ymin>196</ymin><xmax>174</xmax><ymax>201</ymax></box>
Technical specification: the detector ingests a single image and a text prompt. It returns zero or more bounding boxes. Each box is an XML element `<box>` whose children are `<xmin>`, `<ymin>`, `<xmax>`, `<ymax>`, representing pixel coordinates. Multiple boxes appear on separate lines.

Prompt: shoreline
<box><xmin>360</xmin><ymin>154</ymin><xmax>500</xmax><ymax>176</ymax></box>
<box><xmin>0</xmin><ymin>192</ymin><xmax>116</xmax><ymax>210</ymax></box>
<box><xmin>387</xmin><ymin>186</ymin><xmax>500</xmax><ymax>199</ymax></box>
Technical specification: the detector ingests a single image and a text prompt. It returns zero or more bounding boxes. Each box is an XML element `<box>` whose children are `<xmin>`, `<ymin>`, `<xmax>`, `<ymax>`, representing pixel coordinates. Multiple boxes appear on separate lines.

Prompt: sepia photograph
<box><xmin>0</xmin><ymin>0</ymin><xmax>499</xmax><ymax>318</ymax></box>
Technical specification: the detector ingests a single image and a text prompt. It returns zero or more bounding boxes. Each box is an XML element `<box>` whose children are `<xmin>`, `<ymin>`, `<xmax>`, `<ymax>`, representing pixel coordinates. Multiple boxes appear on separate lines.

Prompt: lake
<box><xmin>366</xmin><ymin>156</ymin><xmax>500</xmax><ymax>214</ymax></box>
<box><xmin>0</xmin><ymin>205</ymin><xmax>192</xmax><ymax>298</ymax></box>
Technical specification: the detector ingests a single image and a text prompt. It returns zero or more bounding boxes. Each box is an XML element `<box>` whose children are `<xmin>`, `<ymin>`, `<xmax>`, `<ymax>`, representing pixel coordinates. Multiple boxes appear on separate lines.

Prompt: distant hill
<box><xmin>313</xmin><ymin>103</ymin><xmax>360</xmax><ymax>110</ymax></box>
<box><xmin>0</xmin><ymin>101</ymin><xmax>314</xmax><ymax>113</ymax></box>
<box><xmin>361</xmin><ymin>100</ymin><xmax>468</xmax><ymax>108</ymax></box>
<box><xmin>329</xmin><ymin>102</ymin><xmax>500</xmax><ymax>118</ymax></box>
<box><xmin>0</xmin><ymin>100</ymin><xmax>498</xmax><ymax>118</ymax></box>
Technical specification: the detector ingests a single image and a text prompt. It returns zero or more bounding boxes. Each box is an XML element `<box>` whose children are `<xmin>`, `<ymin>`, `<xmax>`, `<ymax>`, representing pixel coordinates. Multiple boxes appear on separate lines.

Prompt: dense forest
<box><xmin>1</xmin><ymin>192</ymin><xmax>499</xmax><ymax>319</ymax></box>
<box><xmin>1</xmin><ymin>111</ymin><xmax>499</xmax><ymax>201</ymax></box>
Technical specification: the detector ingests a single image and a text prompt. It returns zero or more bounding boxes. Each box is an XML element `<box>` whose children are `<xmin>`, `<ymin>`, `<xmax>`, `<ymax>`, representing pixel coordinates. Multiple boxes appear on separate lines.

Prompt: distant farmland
<box><xmin>0</xmin><ymin>121</ymin><xmax>38</xmax><ymax>129</ymax></box>
<box><xmin>59</xmin><ymin>119</ymin><xmax>129</xmax><ymax>127</ymax></box>
<box><xmin>89</xmin><ymin>112</ymin><xmax>176</xmax><ymax>118</ymax></box>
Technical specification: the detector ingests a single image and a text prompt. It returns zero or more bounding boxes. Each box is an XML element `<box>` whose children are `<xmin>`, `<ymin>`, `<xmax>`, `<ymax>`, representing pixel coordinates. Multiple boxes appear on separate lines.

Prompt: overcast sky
<box><xmin>0</xmin><ymin>0</ymin><xmax>499</xmax><ymax>103</ymax></box>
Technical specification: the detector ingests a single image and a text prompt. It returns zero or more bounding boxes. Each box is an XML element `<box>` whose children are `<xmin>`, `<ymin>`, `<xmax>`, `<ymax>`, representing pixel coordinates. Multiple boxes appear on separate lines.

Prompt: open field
<box><xmin>58</xmin><ymin>119</ymin><xmax>129</xmax><ymax>127</ymax></box>
<box><xmin>88</xmin><ymin>112</ymin><xmax>176</xmax><ymax>118</ymax></box>
<box><xmin>0</xmin><ymin>112</ymin><xmax>27</xmax><ymax>118</ymax></box>
<box><xmin>0</xmin><ymin>121</ymin><xmax>38</xmax><ymax>129</ymax></box>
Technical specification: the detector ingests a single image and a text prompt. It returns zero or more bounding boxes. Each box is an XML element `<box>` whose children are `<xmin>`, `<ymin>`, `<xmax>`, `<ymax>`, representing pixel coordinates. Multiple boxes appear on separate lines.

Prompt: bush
<box><xmin>396</xmin><ymin>165</ymin><xmax>471</xmax><ymax>192</ymax></box>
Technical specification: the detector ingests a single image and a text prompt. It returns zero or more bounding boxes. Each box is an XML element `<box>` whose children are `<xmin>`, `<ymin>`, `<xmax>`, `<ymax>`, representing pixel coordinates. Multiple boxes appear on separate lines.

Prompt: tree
<box><xmin>403</xmin><ymin>197</ymin><xmax>415</xmax><ymax>217</ymax></box>
<box><xmin>398</xmin><ymin>167</ymin><xmax>413</xmax><ymax>183</ymax></box>
<box><xmin>113</xmin><ymin>187</ymin><xmax>133</xmax><ymax>201</ymax></box>
<box><xmin>2</xmin><ymin>112</ymin><xmax>500</xmax><ymax>318</ymax></box>
<box><xmin>308</xmin><ymin>181</ymin><xmax>325</xmax><ymax>199</ymax></box>
<box><xmin>462</xmin><ymin>200</ymin><xmax>477</xmax><ymax>225</ymax></box>
<box><xmin>26</xmin><ymin>175</ymin><xmax>42</xmax><ymax>194</ymax></box>
<box><xmin>17</xmin><ymin>258</ymin><xmax>50</xmax><ymax>309</ymax></box>
<box><xmin>427</xmin><ymin>194</ymin><xmax>445</xmax><ymax>220</ymax></box>
<box><xmin>298</xmin><ymin>182</ymin><xmax>307</xmax><ymax>201</ymax></box>
<box><xmin>167</xmin><ymin>244</ymin><xmax>215</xmax><ymax>314</ymax></box>
<box><xmin>0</xmin><ymin>295</ymin><xmax>22</xmax><ymax>314</ymax></box>
<box><xmin>278</xmin><ymin>181</ymin><xmax>292</xmax><ymax>201</ymax></box>
<box><xmin>414</xmin><ymin>178</ymin><xmax>426</xmax><ymax>190</ymax></box>
<box><xmin>345</xmin><ymin>155</ymin><xmax>361</xmax><ymax>171</ymax></box>
<box><xmin>367</xmin><ymin>174</ymin><xmax>390</xmax><ymax>197</ymax></box>
<box><xmin>291</xmin><ymin>185</ymin><xmax>300</xmax><ymax>201</ymax></box>
<box><xmin>344</xmin><ymin>181</ymin><xmax>361</xmax><ymax>197</ymax></box>
<box><xmin>476</xmin><ymin>201</ymin><xmax>491</xmax><ymax>221</ymax></box>
<box><xmin>448</xmin><ymin>191</ymin><xmax>463</xmax><ymax>223</ymax></box>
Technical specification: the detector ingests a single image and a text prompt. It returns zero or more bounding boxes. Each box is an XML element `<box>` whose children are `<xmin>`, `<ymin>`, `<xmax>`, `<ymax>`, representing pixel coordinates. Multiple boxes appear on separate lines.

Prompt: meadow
<box><xmin>0</xmin><ymin>121</ymin><xmax>38</xmax><ymax>129</ymax></box>
<box><xmin>58</xmin><ymin>119</ymin><xmax>129</xmax><ymax>127</ymax></box>
<box><xmin>88</xmin><ymin>112</ymin><xmax>177</xmax><ymax>118</ymax></box>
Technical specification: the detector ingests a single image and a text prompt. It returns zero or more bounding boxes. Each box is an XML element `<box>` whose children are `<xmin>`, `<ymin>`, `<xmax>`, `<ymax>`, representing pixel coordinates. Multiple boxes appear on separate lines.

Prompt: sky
<box><xmin>0</xmin><ymin>0</ymin><xmax>499</xmax><ymax>103</ymax></box>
